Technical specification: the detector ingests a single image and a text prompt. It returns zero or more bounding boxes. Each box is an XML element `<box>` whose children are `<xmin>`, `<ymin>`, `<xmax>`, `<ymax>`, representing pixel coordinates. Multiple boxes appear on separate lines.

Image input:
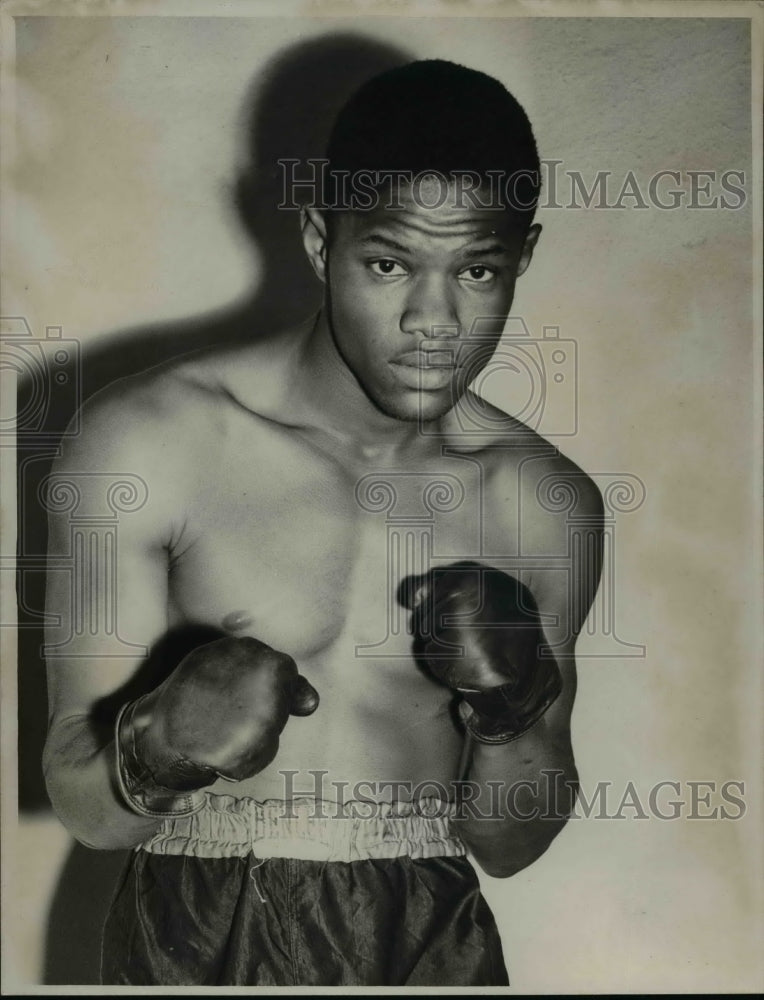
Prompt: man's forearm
<box><xmin>452</xmin><ymin>719</ymin><xmax>578</xmax><ymax>878</ymax></box>
<box><xmin>44</xmin><ymin>715</ymin><xmax>163</xmax><ymax>850</ymax></box>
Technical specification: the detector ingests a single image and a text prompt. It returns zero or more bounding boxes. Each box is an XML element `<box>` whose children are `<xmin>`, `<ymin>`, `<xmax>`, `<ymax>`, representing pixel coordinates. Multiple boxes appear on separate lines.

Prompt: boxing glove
<box><xmin>404</xmin><ymin>562</ymin><xmax>562</xmax><ymax>744</ymax></box>
<box><xmin>115</xmin><ymin>636</ymin><xmax>319</xmax><ymax>817</ymax></box>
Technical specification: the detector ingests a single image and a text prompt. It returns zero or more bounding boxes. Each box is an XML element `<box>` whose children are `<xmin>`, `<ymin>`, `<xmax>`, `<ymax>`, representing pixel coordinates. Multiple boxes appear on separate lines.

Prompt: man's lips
<box><xmin>393</xmin><ymin>348</ymin><xmax>460</xmax><ymax>369</ymax></box>
<box><xmin>389</xmin><ymin>350</ymin><xmax>467</xmax><ymax>391</ymax></box>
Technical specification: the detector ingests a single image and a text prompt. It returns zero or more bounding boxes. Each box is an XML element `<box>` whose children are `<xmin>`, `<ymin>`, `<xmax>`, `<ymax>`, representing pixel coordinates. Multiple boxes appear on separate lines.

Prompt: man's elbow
<box><xmin>45</xmin><ymin>777</ymin><xmax>142</xmax><ymax>851</ymax></box>
<box><xmin>473</xmin><ymin>813</ymin><xmax>571</xmax><ymax>879</ymax></box>
<box><xmin>44</xmin><ymin>766</ymin><xmax>104</xmax><ymax>848</ymax></box>
<box><xmin>43</xmin><ymin>742</ymin><xmax>127</xmax><ymax>850</ymax></box>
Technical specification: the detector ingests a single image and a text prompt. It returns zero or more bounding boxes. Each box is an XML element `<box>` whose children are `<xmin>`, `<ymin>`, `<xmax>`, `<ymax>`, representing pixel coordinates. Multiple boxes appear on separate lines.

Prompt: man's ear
<box><xmin>516</xmin><ymin>223</ymin><xmax>542</xmax><ymax>278</ymax></box>
<box><xmin>301</xmin><ymin>206</ymin><xmax>329</xmax><ymax>283</ymax></box>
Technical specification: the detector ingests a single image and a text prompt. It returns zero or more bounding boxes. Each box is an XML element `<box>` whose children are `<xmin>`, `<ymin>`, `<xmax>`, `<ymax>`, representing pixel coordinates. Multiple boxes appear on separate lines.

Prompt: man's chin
<box><xmin>371</xmin><ymin>388</ymin><xmax>460</xmax><ymax>425</ymax></box>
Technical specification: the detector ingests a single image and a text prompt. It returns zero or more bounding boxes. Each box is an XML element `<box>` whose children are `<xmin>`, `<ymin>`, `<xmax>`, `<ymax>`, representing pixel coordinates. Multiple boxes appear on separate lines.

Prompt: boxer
<box><xmin>43</xmin><ymin>59</ymin><xmax>603</xmax><ymax>986</ymax></box>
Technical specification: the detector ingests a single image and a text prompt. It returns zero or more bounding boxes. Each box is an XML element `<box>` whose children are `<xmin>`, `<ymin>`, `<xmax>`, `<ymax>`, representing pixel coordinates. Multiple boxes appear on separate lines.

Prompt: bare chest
<box><xmin>167</xmin><ymin>430</ymin><xmax>505</xmax><ymax>666</ymax></box>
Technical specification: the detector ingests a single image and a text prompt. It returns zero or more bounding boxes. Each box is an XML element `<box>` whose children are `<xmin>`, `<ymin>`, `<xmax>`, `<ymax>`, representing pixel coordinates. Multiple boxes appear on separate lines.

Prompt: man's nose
<box><xmin>399</xmin><ymin>274</ymin><xmax>459</xmax><ymax>339</ymax></box>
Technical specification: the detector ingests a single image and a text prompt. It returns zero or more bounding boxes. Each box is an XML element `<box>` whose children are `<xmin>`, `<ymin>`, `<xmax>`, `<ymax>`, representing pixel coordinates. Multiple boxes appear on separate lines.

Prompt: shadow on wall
<box><xmin>10</xmin><ymin>33</ymin><xmax>413</xmax><ymax>984</ymax></box>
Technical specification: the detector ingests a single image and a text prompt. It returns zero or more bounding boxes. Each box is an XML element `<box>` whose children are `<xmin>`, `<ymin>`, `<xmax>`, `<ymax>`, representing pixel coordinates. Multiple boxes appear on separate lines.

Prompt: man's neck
<box><xmin>295</xmin><ymin>310</ymin><xmax>439</xmax><ymax>457</ymax></box>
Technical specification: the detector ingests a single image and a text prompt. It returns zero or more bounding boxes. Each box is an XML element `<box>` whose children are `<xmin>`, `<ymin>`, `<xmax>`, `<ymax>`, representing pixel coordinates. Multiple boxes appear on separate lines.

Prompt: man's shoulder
<box><xmin>516</xmin><ymin>436</ymin><xmax>602</xmax><ymax>523</ymax></box>
<box><xmin>58</xmin><ymin>353</ymin><xmax>226</xmax><ymax>473</ymax></box>
<box><xmin>458</xmin><ymin>391</ymin><xmax>603</xmax><ymax>524</ymax></box>
<box><xmin>465</xmin><ymin>397</ymin><xmax>604</xmax><ymax>618</ymax></box>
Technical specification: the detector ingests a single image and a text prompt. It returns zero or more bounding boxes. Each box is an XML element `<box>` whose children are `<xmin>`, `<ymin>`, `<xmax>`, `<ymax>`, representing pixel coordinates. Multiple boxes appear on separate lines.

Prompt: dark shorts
<box><xmin>100</xmin><ymin>794</ymin><xmax>509</xmax><ymax>987</ymax></box>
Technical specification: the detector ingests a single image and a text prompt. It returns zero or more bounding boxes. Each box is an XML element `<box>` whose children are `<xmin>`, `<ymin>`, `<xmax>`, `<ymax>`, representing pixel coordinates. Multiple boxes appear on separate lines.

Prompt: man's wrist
<box><xmin>457</xmin><ymin>697</ymin><xmax>551</xmax><ymax>744</ymax></box>
<box><xmin>457</xmin><ymin>665</ymin><xmax>563</xmax><ymax>745</ymax></box>
<box><xmin>114</xmin><ymin>700</ymin><xmax>207</xmax><ymax>819</ymax></box>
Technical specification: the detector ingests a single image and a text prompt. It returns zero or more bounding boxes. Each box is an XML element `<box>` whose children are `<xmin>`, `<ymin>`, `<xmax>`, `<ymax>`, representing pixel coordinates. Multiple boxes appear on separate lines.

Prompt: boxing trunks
<box><xmin>100</xmin><ymin>793</ymin><xmax>509</xmax><ymax>986</ymax></box>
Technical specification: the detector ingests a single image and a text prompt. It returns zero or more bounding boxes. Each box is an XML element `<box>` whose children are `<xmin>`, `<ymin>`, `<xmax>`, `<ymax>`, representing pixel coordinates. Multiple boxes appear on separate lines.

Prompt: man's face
<box><xmin>316</xmin><ymin>179</ymin><xmax>539</xmax><ymax>423</ymax></box>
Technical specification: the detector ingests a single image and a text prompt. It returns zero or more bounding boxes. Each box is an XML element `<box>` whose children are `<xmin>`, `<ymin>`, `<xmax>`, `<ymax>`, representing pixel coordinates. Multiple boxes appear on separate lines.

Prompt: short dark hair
<box><xmin>324</xmin><ymin>59</ymin><xmax>541</xmax><ymax>226</ymax></box>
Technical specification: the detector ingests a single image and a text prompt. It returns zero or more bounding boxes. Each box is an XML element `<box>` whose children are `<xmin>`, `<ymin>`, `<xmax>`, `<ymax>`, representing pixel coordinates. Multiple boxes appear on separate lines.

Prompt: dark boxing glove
<box><xmin>115</xmin><ymin>636</ymin><xmax>319</xmax><ymax>817</ymax></box>
<box><xmin>404</xmin><ymin>562</ymin><xmax>562</xmax><ymax>744</ymax></box>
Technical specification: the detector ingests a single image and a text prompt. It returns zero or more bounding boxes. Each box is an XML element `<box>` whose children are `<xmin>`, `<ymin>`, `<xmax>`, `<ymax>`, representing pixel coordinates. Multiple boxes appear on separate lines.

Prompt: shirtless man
<box><xmin>43</xmin><ymin>60</ymin><xmax>603</xmax><ymax>986</ymax></box>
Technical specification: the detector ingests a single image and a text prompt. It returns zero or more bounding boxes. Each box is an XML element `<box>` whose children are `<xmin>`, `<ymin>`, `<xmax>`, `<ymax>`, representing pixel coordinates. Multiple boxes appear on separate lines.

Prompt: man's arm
<box><xmin>452</xmin><ymin>654</ymin><xmax>579</xmax><ymax>878</ymax></box>
<box><xmin>43</xmin><ymin>386</ymin><xmax>179</xmax><ymax>849</ymax></box>
<box><xmin>452</xmin><ymin>469</ymin><xmax>604</xmax><ymax>878</ymax></box>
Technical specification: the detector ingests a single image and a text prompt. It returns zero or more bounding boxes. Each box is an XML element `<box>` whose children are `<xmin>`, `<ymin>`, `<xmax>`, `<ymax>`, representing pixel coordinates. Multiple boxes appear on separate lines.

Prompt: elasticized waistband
<box><xmin>138</xmin><ymin>793</ymin><xmax>466</xmax><ymax>862</ymax></box>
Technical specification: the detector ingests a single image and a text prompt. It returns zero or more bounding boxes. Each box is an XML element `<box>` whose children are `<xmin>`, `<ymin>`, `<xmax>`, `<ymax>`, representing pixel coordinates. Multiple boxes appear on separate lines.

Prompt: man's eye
<box><xmin>459</xmin><ymin>265</ymin><xmax>495</xmax><ymax>283</ymax></box>
<box><xmin>369</xmin><ymin>259</ymin><xmax>407</xmax><ymax>277</ymax></box>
